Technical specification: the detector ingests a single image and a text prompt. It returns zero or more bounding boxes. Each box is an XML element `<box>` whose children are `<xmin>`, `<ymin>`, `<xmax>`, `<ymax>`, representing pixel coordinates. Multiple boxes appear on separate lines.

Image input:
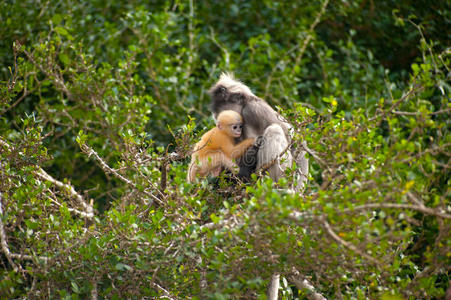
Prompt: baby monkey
<box><xmin>187</xmin><ymin>110</ymin><xmax>255</xmax><ymax>182</ymax></box>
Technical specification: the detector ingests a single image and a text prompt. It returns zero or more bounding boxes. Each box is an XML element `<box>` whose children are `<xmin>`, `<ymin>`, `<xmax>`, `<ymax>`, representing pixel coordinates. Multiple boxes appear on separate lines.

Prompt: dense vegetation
<box><xmin>0</xmin><ymin>0</ymin><xmax>450</xmax><ymax>298</ymax></box>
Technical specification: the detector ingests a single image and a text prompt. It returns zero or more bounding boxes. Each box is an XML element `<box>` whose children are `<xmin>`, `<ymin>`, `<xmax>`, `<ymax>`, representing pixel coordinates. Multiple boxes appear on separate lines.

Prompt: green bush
<box><xmin>0</xmin><ymin>0</ymin><xmax>449</xmax><ymax>298</ymax></box>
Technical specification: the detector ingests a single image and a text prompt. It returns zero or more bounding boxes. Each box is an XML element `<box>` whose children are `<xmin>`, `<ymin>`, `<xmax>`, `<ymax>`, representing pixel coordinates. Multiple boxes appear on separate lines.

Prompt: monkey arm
<box><xmin>227</xmin><ymin>138</ymin><xmax>255</xmax><ymax>159</ymax></box>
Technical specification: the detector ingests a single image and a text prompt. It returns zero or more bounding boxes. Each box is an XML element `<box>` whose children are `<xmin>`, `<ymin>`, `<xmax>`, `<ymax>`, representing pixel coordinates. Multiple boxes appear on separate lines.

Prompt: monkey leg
<box><xmin>256</xmin><ymin>124</ymin><xmax>293</xmax><ymax>182</ymax></box>
<box><xmin>197</xmin><ymin>152</ymin><xmax>239</xmax><ymax>178</ymax></box>
<box><xmin>187</xmin><ymin>161</ymin><xmax>200</xmax><ymax>183</ymax></box>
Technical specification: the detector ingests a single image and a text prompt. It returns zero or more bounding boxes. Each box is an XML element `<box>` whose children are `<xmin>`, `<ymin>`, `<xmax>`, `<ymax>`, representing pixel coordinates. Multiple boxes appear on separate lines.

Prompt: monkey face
<box><xmin>216</xmin><ymin>110</ymin><xmax>244</xmax><ymax>137</ymax></box>
<box><xmin>209</xmin><ymin>73</ymin><xmax>256</xmax><ymax>118</ymax></box>
<box><xmin>212</xmin><ymin>85</ymin><xmax>228</xmax><ymax>100</ymax></box>
<box><xmin>228</xmin><ymin>123</ymin><xmax>243</xmax><ymax>137</ymax></box>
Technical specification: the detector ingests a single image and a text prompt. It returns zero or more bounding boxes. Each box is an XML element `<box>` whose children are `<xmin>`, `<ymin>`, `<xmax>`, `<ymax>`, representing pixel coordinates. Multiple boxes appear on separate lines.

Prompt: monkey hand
<box><xmin>255</xmin><ymin>135</ymin><xmax>265</xmax><ymax>148</ymax></box>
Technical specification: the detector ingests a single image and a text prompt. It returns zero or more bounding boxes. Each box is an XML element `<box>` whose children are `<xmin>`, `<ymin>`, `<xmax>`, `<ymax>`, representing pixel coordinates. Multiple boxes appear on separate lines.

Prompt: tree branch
<box><xmin>342</xmin><ymin>202</ymin><xmax>451</xmax><ymax>220</ymax></box>
<box><xmin>267</xmin><ymin>273</ymin><xmax>280</xmax><ymax>300</ymax></box>
<box><xmin>299</xmin><ymin>141</ymin><xmax>328</xmax><ymax>168</ymax></box>
<box><xmin>0</xmin><ymin>193</ymin><xmax>50</xmax><ymax>272</ymax></box>
<box><xmin>80</xmin><ymin>142</ymin><xmax>164</xmax><ymax>206</ymax></box>
<box><xmin>289</xmin><ymin>268</ymin><xmax>327</xmax><ymax>300</ymax></box>
<box><xmin>35</xmin><ymin>168</ymin><xmax>94</xmax><ymax>218</ymax></box>
<box><xmin>322</xmin><ymin>219</ymin><xmax>381</xmax><ymax>265</ymax></box>
<box><xmin>291</xmin><ymin>0</ymin><xmax>329</xmax><ymax>75</ymax></box>
<box><xmin>0</xmin><ymin>138</ymin><xmax>94</xmax><ymax>219</ymax></box>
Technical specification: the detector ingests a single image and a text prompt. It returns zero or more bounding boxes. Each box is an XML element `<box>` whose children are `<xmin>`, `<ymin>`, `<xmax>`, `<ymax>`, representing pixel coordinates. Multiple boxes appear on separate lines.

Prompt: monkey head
<box><xmin>209</xmin><ymin>73</ymin><xmax>255</xmax><ymax>120</ymax></box>
<box><xmin>216</xmin><ymin>110</ymin><xmax>244</xmax><ymax>138</ymax></box>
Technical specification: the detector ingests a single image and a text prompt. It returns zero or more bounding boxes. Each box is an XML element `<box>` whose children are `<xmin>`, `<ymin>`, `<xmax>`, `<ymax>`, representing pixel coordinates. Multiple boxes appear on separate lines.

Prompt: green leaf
<box><xmin>52</xmin><ymin>14</ymin><xmax>62</xmax><ymax>24</ymax></box>
<box><xmin>54</xmin><ymin>26</ymin><xmax>68</xmax><ymax>36</ymax></box>
<box><xmin>71</xmin><ymin>281</ymin><xmax>80</xmax><ymax>293</ymax></box>
<box><xmin>59</xmin><ymin>53</ymin><xmax>70</xmax><ymax>66</ymax></box>
<box><xmin>115</xmin><ymin>263</ymin><xmax>132</xmax><ymax>271</ymax></box>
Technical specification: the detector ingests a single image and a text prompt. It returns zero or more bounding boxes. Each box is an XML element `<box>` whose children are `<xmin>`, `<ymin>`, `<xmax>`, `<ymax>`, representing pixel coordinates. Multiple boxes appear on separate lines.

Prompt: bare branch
<box><xmin>0</xmin><ymin>138</ymin><xmax>94</xmax><ymax>219</ymax></box>
<box><xmin>406</xmin><ymin>191</ymin><xmax>425</xmax><ymax>207</ymax></box>
<box><xmin>342</xmin><ymin>203</ymin><xmax>451</xmax><ymax>220</ymax></box>
<box><xmin>322</xmin><ymin>219</ymin><xmax>381</xmax><ymax>265</ymax></box>
<box><xmin>290</xmin><ymin>278</ymin><xmax>327</xmax><ymax>300</ymax></box>
<box><xmin>392</xmin><ymin>108</ymin><xmax>451</xmax><ymax>116</ymax></box>
<box><xmin>299</xmin><ymin>141</ymin><xmax>328</xmax><ymax>168</ymax></box>
<box><xmin>369</xmin><ymin>83</ymin><xmax>423</xmax><ymax>122</ymax></box>
<box><xmin>79</xmin><ymin>142</ymin><xmax>164</xmax><ymax>206</ymax></box>
<box><xmin>289</xmin><ymin>268</ymin><xmax>327</xmax><ymax>300</ymax></box>
<box><xmin>91</xmin><ymin>282</ymin><xmax>98</xmax><ymax>300</ymax></box>
<box><xmin>47</xmin><ymin>191</ymin><xmax>94</xmax><ymax>219</ymax></box>
<box><xmin>160</xmin><ymin>161</ymin><xmax>169</xmax><ymax>193</ymax></box>
<box><xmin>0</xmin><ymin>194</ymin><xmax>19</xmax><ymax>271</ymax></box>
<box><xmin>21</xmin><ymin>46</ymin><xmax>73</xmax><ymax>99</ymax></box>
<box><xmin>0</xmin><ymin>193</ymin><xmax>50</xmax><ymax>271</ymax></box>
<box><xmin>35</xmin><ymin>169</ymin><xmax>94</xmax><ymax>218</ymax></box>
<box><xmin>267</xmin><ymin>273</ymin><xmax>280</xmax><ymax>300</ymax></box>
<box><xmin>291</xmin><ymin>0</ymin><xmax>330</xmax><ymax>75</ymax></box>
<box><xmin>200</xmin><ymin>215</ymin><xmax>242</xmax><ymax>231</ymax></box>
<box><xmin>151</xmin><ymin>282</ymin><xmax>179</xmax><ymax>300</ymax></box>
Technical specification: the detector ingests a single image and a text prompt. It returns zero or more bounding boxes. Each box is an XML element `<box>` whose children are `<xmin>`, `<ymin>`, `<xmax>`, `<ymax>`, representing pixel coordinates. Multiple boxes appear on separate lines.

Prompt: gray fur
<box><xmin>209</xmin><ymin>73</ymin><xmax>308</xmax><ymax>191</ymax></box>
<box><xmin>256</xmin><ymin>124</ymin><xmax>293</xmax><ymax>181</ymax></box>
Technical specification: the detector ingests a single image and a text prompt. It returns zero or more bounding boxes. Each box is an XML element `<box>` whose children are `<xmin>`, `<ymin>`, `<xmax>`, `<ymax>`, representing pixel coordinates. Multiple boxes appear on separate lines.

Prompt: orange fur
<box><xmin>187</xmin><ymin>111</ymin><xmax>254</xmax><ymax>182</ymax></box>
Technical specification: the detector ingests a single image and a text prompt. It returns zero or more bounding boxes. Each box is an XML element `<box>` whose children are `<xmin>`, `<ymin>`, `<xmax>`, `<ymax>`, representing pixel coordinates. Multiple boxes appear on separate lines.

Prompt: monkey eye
<box><xmin>231</xmin><ymin>124</ymin><xmax>243</xmax><ymax>131</ymax></box>
<box><xmin>217</xmin><ymin>86</ymin><xmax>226</xmax><ymax>93</ymax></box>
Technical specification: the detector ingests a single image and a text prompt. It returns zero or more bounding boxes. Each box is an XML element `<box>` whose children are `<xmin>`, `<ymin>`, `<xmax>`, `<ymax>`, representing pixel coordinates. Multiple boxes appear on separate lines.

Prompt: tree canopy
<box><xmin>0</xmin><ymin>0</ymin><xmax>450</xmax><ymax>299</ymax></box>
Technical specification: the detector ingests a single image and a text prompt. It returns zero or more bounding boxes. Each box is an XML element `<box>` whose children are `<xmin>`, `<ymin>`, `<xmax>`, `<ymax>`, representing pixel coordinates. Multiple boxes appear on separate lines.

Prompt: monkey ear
<box><xmin>217</xmin><ymin>122</ymin><xmax>223</xmax><ymax>130</ymax></box>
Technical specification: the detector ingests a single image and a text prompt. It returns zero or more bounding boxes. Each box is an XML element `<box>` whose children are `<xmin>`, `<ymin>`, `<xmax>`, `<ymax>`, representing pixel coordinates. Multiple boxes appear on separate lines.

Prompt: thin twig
<box><xmin>289</xmin><ymin>268</ymin><xmax>327</xmax><ymax>300</ymax></box>
<box><xmin>0</xmin><ymin>194</ymin><xmax>50</xmax><ymax>271</ymax></box>
<box><xmin>151</xmin><ymin>282</ymin><xmax>179</xmax><ymax>300</ymax></box>
<box><xmin>392</xmin><ymin>108</ymin><xmax>450</xmax><ymax>116</ymax></box>
<box><xmin>342</xmin><ymin>203</ymin><xmax>451</xmax><ymax>220</ymax></box>
<box><xmin>322</xmin><ymin>219</ymin><xmax>381</xmax><ymax>265</ymax></box>
<box><xmin>35</xmin><ymin>169</ymin><xmax>94</xmax><ymax>218</ymax></box>
<box><xmin>290</xmin><ymin>0</ymin><xmax>329</xmax><ymax>75</ymax></box>
<box><xmin>47</xmin><ymin>191</ymin><xmax>94</xmax><ymax>219</ymax></box>
<box><xmin>299</xmin><ymin>141</ymin><xmax>327</xmax><ymax>168</ymax></box>
<box><xmin>209</xmin><ymin>27</ymin><xmax>230</xmax><ymax>69</ymax></box>
<box><xmin>0</xmin><ymin>138</ymin><xmax>94</xmax><ymax>219</ymax></box>
<box><xmin>289</xmin><ymin>277</ymin><xmax>327</xmax><ymax>300</ymax></box>
<box><xmin>369</xmin><ymin>83</ymin><xmax>423</xmax><ymax>122</ymax></box>
<box><xmin>80</xmin><ymin>143</ymin><xmax>164</xmax><ymax>206</ymax></box>
<box><xmin>160</xmin><ymin>160</ymin><xmax>168</xmax><ymax>193</ymax></box>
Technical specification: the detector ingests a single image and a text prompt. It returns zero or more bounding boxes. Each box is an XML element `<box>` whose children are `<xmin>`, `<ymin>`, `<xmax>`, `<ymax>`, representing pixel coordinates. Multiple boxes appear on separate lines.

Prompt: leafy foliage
<box><xmin>0</xmin><ymin>0</ymin><xmax>450</xmax><ymax>299</ymax></box>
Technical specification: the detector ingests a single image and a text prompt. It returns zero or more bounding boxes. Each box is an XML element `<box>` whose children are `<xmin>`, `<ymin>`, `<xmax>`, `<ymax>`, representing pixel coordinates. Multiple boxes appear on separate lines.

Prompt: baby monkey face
<box><xmin>229</xmin><ymin>123</ymin><xmax>243</xmax><ymax>137</ymax></box>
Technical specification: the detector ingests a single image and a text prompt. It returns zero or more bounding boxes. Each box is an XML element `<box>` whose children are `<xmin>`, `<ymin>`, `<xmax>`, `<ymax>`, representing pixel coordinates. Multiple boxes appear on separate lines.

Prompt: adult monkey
<box><xmin>209</xmin><ymin>73</ymin><xmax>308</xmax><ymax>191</ymax></box>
